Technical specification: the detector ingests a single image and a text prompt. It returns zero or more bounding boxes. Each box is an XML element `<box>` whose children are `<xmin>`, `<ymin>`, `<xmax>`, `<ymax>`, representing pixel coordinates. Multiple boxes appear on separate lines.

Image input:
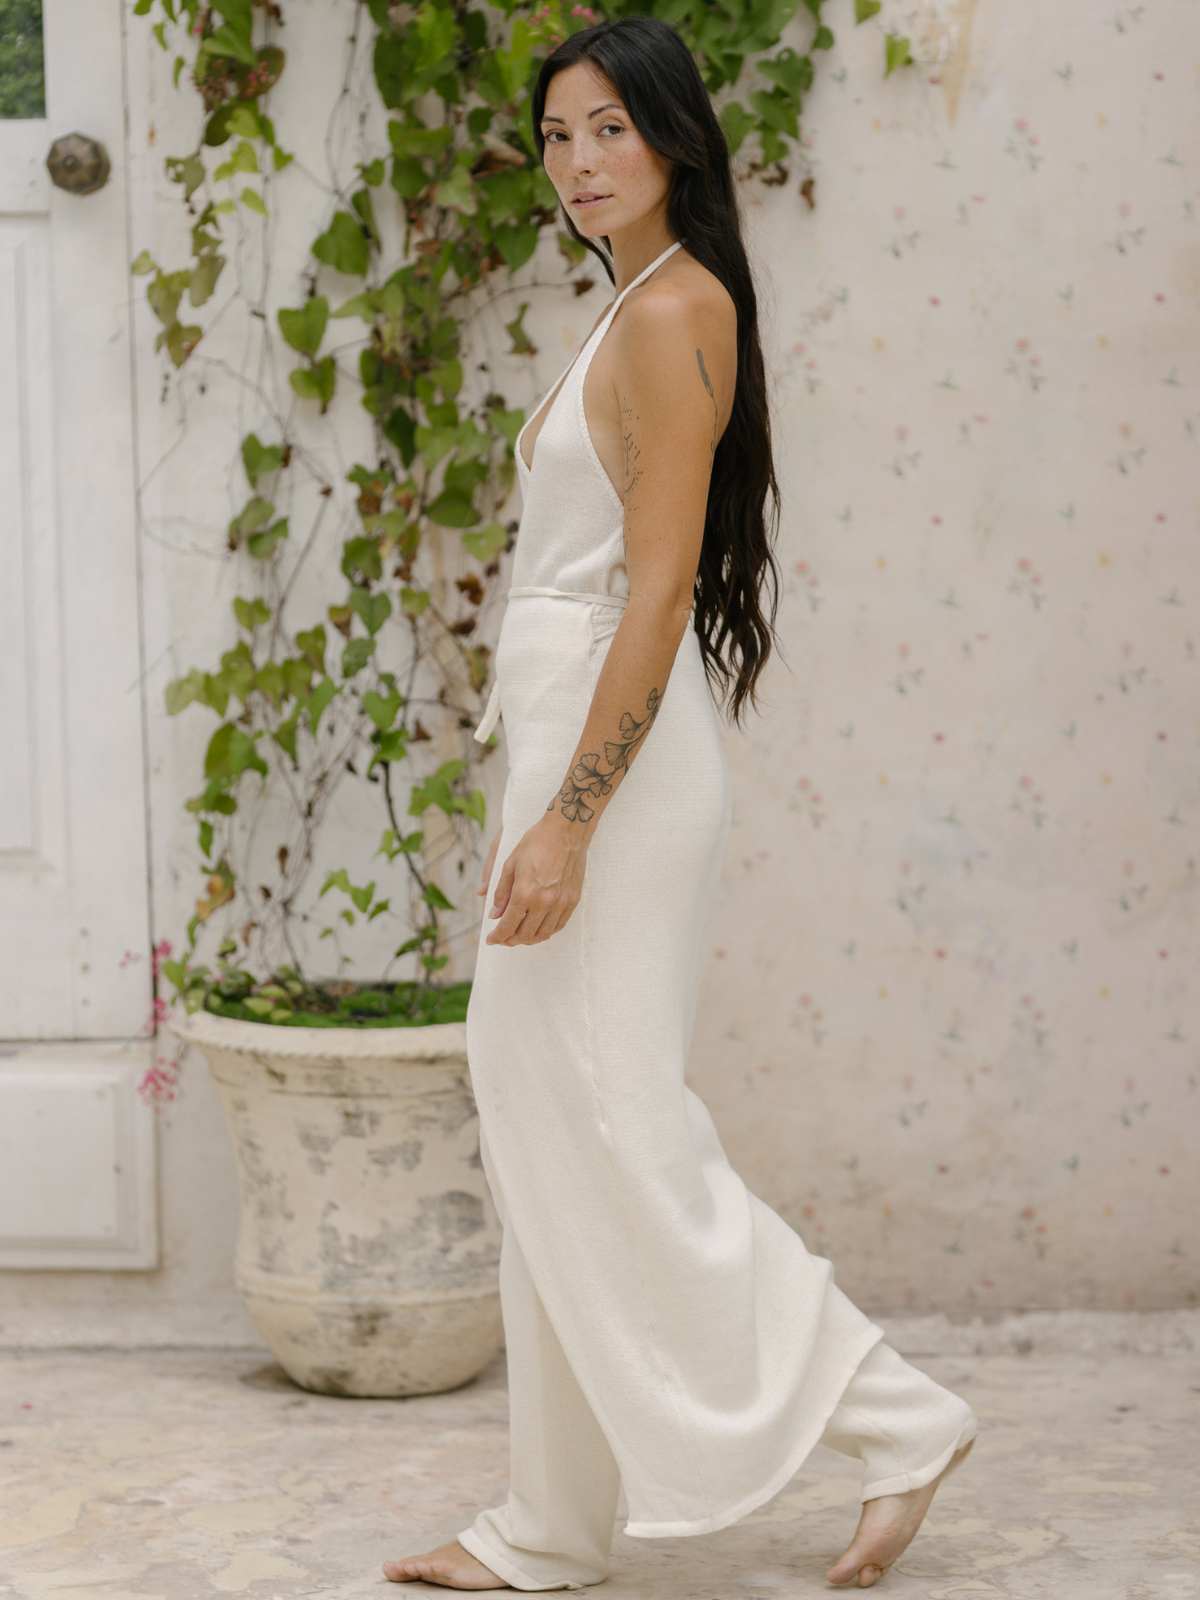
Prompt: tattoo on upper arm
<box><xmin>619</xmin><ymin>339</ymin><xmax>721</xmax><ymax>506</ymax></box>
<box><xmin>695</xmin><ymin>346</ymin><xmax>719</xmax><ymax>459</ymax></box>
<box><xmin>619</xmin><ymin>391</ymin><xmax>643</xmax><ymax>504</ymax></box>
<box><xmin>547</xmin><ymin>687</ymin><xmax>663</xmax><ymax>825</ymax></box>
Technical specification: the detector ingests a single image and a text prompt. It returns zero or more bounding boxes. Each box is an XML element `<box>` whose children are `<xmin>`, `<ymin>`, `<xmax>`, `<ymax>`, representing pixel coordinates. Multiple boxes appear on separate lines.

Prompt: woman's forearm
<box><xmin>543</xmin><ymin>594</ymin><xmax>693</xmax><ymax>842</ymax></box>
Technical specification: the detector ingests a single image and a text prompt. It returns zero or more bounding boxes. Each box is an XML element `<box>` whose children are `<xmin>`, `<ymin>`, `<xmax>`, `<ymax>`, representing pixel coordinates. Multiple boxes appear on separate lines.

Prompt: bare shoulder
<box><xmin>613</xmin><ymin>252</ymin><xmax>737</xmax><ymax>423</ymax></box>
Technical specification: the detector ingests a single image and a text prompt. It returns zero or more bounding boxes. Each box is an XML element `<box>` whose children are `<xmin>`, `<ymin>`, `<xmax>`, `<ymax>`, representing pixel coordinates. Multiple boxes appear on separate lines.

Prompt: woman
<box><xmin>385</xmin><ymin>16</ymin><xmax>977</xmax><ymax>1593</ymax></box>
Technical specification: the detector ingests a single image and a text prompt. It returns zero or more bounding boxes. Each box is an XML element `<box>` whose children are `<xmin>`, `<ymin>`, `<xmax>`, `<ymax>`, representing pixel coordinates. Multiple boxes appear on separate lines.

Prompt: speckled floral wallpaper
<box><xmin>684</xmin><ymin>0</ymin><xmax>1197</xmax><ymax>1317</ymax></box>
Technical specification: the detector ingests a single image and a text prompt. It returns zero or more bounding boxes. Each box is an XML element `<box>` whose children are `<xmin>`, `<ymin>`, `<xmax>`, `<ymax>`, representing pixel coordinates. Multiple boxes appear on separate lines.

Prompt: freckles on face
<box><xmin>539</xmin><ymin>69</ymin><xmax>664</xmax><ymax>208</ymax></box>
<box><xmin>543</xmin><ymin>117</ymin><xmax>662</xmax><ymax>212</ymax></box>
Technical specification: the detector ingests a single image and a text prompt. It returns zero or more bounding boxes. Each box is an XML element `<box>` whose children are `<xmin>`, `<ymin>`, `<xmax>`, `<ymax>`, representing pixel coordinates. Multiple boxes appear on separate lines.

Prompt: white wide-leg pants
<box><xmin>456</xmin><ymin>1179</ymin><xmax>978</xmax><ymax>1593</ymax></box>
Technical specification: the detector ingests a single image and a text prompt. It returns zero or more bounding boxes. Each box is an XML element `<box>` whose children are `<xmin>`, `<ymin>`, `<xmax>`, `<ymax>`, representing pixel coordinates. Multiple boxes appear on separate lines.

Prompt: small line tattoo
<box><xmin>695</xmin><ymin>346</ymin><xmax>719</xmax><ymax>458</ymax></box>
<box><xmin>619</xmin><ymin>390</ymin><xmax>643</xmax><ymax>503</ymax></box>
<box><xmin>547</xmin><ymin>687</ymin><xmax>663</xmax><ymax>824</ymax></box>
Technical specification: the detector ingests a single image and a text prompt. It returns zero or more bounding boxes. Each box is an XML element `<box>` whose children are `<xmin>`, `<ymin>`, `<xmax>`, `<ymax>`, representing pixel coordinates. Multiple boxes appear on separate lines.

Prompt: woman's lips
<box><xmin>573</xmin><ymin>194</ymin><xmax>610</xmax><ymax>207</ymax></box>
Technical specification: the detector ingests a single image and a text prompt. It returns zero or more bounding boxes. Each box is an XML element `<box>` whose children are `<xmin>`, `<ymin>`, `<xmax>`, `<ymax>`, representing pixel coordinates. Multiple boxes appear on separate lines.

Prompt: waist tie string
<box><xmin>471</xmin><ymin>587</ymin><xmax>630</xmax><ymax>743</ymax></box>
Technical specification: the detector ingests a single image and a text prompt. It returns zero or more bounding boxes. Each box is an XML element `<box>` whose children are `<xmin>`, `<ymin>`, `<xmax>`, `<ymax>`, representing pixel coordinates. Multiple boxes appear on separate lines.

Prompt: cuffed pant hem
<box><xmin>860</xmin><ymin>1410</ymin><xmax>979</xmax><ymax>1503</ymax></box>
<box><xmin>455</xmin><ymin>1524</ymin><xmax>606</xmax><ymax>1591</ymax></box>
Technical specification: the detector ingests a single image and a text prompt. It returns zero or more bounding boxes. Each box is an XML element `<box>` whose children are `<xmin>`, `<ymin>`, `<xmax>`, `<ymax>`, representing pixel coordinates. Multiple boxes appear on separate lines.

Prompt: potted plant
<box><xmin>134</xmin><ymin>0</ymin><xmax>518</xmax><ymax>1398</ymax></box>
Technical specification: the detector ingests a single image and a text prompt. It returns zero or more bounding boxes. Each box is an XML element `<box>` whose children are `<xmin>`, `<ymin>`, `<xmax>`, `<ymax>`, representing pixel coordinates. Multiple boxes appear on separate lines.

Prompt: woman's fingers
<box><xmin>487</xmin><ymin>887</ymin><xmax>578</xmax><ymax>946</ymax></box>
<box><xmin>485</xmin><ymin>877</ymin><xmax>560</xmax><ymax>946</ymax></box>
<box><xmin>487</xmin><ymin>899</ymin><xmax>532</xmax><ymax>945</ymax></box>
<box><xmin>489</xmin><ymin>853</ymin><xmax>515</xmax><ymax>916</ymax></box>
<box><xmin>487</xmin><ymin>880</ymin><xmax>549</xmax><ymax>945</ymax></box>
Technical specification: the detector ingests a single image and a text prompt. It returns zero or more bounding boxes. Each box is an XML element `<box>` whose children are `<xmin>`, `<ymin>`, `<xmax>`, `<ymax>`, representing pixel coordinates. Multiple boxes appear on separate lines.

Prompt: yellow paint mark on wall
<box><xmin>941</xmin><ymin>0</ymin><xmax>980</xmax><ymax>127</ymax></box>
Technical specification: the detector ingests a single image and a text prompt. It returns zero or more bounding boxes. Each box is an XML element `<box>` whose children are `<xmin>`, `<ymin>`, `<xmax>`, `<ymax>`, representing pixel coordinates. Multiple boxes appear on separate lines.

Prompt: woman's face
<box><xmin>538</xmin><ymin>63</ymin><xmax>670</xmax><ymax>239</ymax></box>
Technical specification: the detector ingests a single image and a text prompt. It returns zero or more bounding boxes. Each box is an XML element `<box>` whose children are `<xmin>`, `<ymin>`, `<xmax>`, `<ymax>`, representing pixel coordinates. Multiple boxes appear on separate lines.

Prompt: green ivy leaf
<box><xmin>278</xmin><ymin>296</ymin><xmax>329</xmax><ymax>356</ymax></box>
<box><xmin>273</xmin><ymin>710</ymin><xmax>301</xmax><ymax>764</ymax></box>
<box><xmin>164</xmin><ymin>668</ymin><xmax>207</xmax><ymax>716</ymax></box>
<box><xmin>350</xmin><ymin>588</ymin><xmax>392</xmax><ymax>636</ymax></box>
<box><xmin>305</xmin><ymin>676</ymin><xmax>337</xmax><ymax>735</ymax></box>
<box><xmin>204</xmin><ymin>722</ymin><xmax>268</xmax><ymax>783</ymax></box>
<box><xmin>363</xmin><ymin>688</ymin><xmax>403</xmax><ymax>731</ymax></box>
<box><xmin>462</xmin><ymin>521</ymin><xmax>509</xmax><ymax>562</ymax></box>
<box><xmin>189</xmin><ymin>254</ymin><xmax>225</xmax><ymax>306</ymax></box>
<box><xmin>341</xmin><ymin>536</ymin><xmax>384</xmax><ymax>584</ymax></box>
<box><xmin>164</xmin><ymin>322</ymin><xmax>202</xmax><ymax>367</ymax></box>
<box><xmin>242</xmin><ymin>432</ymin><xmax>284</xmax><ymax>487</ymax></box>
<box><xmin>232</xmin><ymin>596</ymin><xmax>271</xmax><ymax>631</ymax></box>
<box><xmin>389</xmin><ymin>155</ymin><xmax>428</xmax><ymax>200</ymax></box>
<box><xmin>342</xmin><ymin>636</ymin><xmax>376</xmax><ymax>677</ymax></box>
<box><xmin>426</xmin><ymin>488</ymin><xmax>479</xmax><ymax>528</ymax></box>
<box><xmin>760</xmin><ymin>48</ymin><xmax>814</xmax><ymax>97</ymax></box>
<box><xmin>431</xmin><ymin>163</ymin><xmax>477</xmax><ymax>217</ymax></box>
<box><xmin>228</xmin><ymin>496</ymin><xmax>275</xmax><ymax>545</ymax></box>
<box><xmin>289</xmin><ymin>356</ymin><xmax>337</xmax><ymax>411</ymax></box>
<box><xmin>351</xmin><ymin>186</ymin><xmax>380</xmax><ymax>246</ymax></box>
<box><xmin>247</xmin><ymin>518</ymin><xmax>289</xmax><ymax>559</ymax></box>
<box><xmin>296</xmin><ymin>626</ymin><xmax>326</xmax><ymax>673</ymax></box>
<box><xmin>240</xmin><ymin>187</ymin><xmax>267</xmax><ymax>216</ymax></box>
<box><xmin>312</xmin><ymin>211</ymin><xmax>370</xmax><ymax>277</ymax></box>
<box><xmin>331</xmin><ymin>290</ymin><xmax>379</xmax><ymax>321</ymax></box>
<box><xmin>884</xmin><ymin>33</ymin><xmax>913</xmax><ymax>74</ymax></box>
<box><xmin>213</xmin><ymin>138</ymin><xmax>259</xmax><ymax>181</ymax></box>
<box><xmin>255</xmin><ymin>659</ymin><xmax>285</xmax><ymax>707</ymax></box>
<box><xmin>718</xmin><ymin>100</ymin><xmax>756</xmax><ymax>155</ymax></box>
<box><xmin>147</xmin><ymin>268</ymin><xmax>191</xmax><ymax>327</ymax></box>
<box><xmin>492</xmin><ymin>221</ymin><xmax>539</xmax><ymax>271</ymax></box>
<box><xmin>165</xmin><ymin>153</ymin><xmax>205</xmax><ymax>199</ymax></box>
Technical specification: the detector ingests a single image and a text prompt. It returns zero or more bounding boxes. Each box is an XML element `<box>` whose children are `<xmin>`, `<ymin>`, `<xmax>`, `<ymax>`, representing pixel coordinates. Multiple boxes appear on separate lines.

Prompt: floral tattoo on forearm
<box><xmin>548</xmin><ymin>687</ymin><xmax>663</xmax><ymax>825</ymax></box>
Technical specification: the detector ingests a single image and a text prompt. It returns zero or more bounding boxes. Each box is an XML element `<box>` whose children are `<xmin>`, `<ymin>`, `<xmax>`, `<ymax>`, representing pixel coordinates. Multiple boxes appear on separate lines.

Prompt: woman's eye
<box><xmin>544</xmin><ymin>124</ymin><xmax>624</xmax><ymax>143</ymax></box>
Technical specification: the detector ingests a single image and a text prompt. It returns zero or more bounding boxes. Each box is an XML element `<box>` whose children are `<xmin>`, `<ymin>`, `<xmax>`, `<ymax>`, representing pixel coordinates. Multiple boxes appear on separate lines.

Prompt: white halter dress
<box><xmin>460</xmin><ymin>240</ymin><xmax>887</xmax><ymax>1573</ymax></box>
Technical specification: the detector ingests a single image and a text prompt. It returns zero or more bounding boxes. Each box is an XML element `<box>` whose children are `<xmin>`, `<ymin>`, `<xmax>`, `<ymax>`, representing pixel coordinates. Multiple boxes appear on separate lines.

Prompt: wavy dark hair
<box><xmin>528</xmin><ymin>15</ymin><xmax>784</xmax><ymax>729</ymax></box>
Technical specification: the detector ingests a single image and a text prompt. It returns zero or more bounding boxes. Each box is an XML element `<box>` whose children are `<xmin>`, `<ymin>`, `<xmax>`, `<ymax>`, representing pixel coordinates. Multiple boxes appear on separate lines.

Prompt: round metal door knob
<box><xmin>45</xmin><ymin>133</ymin><xmax>111</xmax><ymax>196</ymax></box>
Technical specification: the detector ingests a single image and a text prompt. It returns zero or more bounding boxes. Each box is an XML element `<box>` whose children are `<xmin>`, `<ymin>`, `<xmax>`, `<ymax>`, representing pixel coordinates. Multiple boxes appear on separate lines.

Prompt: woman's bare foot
<box><xmin>383</xmin><ymin>1538</ymin><xmax>512</xmax><ymax>1590</ymax></box>
<box><xmin>825</xmin><ymin>1436</ymin><xmax>975</xmax><ymax>1588</ymax></box>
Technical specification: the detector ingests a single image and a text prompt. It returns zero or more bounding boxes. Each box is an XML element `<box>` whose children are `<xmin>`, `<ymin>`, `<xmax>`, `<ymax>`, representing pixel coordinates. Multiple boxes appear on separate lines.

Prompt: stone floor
<box><xmin>0</xmin><ymin>1340</ymin><xmax>1195</xmax><ymax>1600</ymax></box>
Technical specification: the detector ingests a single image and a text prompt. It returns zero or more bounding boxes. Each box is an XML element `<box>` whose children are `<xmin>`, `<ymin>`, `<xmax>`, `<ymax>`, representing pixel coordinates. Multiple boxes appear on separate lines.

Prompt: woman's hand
<box><xmin>484</xmin><ymin>814</ymin><xmax>589</xmax><ymax>946</ymax></box>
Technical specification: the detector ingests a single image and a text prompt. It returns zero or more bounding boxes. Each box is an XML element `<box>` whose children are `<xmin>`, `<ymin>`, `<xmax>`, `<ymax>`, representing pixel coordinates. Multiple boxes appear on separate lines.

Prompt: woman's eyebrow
<box><xmin>541</xmin><ymin>102</ymin><xmax>623</xmax><ymax>126</ymax></box>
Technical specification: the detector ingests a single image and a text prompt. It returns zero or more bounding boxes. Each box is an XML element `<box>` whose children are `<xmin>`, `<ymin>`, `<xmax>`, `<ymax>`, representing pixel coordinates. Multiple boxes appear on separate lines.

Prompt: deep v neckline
<box><xmin>516</xmin><ymin>240</ymin><xmax>684</xmax><ymax>480</ymax></box>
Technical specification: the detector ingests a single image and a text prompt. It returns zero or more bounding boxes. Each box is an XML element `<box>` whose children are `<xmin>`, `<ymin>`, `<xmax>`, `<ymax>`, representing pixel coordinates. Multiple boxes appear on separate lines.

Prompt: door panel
<box><xmin>0</xmin><ymin>0</ymin><xmax>151</xmax><ymax>1042</ymax></box>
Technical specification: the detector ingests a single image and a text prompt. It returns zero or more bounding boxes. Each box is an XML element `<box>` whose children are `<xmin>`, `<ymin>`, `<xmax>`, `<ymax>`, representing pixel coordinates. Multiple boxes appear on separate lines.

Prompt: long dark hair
<box><xmin>529</xmin><ymin>15</ymin><xmax>783</xmax><ymax>729</ymax></box>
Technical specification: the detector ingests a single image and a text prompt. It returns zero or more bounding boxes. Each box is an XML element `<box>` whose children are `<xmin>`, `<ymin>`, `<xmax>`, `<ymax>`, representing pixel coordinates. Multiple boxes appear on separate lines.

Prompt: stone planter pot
<box><xmin>169</xmin><ymin>1008</ymin><xmax>502</xmax><ymax>1398</ymax></box>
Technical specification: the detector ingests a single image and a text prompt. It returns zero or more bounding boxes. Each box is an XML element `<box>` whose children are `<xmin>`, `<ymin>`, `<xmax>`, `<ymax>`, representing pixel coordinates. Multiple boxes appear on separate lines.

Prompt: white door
<box><xmin>0</xmin><ymin>0</ymin><xmax>156</xmax><ymax>1269</ymax></box>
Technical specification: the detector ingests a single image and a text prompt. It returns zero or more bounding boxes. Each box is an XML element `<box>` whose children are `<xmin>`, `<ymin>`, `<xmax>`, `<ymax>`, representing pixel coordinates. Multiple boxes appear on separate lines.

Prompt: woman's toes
<box><xmin>857</xmin><ymin>1565</ymin><xmax>884</xmax><ymax>1588</ymax></box>
<box><xmin>826</xmin><ymin>1546</ymin><xmax>876</xmax><ymax>1586</ymax></box>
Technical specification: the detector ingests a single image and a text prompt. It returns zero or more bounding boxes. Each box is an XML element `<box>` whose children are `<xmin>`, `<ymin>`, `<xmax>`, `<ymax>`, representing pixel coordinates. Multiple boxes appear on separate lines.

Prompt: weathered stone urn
<box><xmin>169</xmin><ymin>1009</ymin><xmax>502</xmax><ymax>1397</ymax></box>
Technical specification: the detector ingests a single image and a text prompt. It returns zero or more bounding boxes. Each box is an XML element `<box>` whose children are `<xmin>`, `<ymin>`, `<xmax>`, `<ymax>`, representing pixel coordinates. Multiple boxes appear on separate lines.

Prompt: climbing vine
<box><xmin>133</xmin><ymin>0</ymin><xmax>912</xmax><ymax>1044</ymax></box>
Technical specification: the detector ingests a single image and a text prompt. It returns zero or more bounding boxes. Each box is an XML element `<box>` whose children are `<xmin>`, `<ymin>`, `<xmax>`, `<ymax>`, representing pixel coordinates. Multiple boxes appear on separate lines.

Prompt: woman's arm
<box><xmin>545</xmin><ymin>291</ymin><xmax>726</xmax><ymax>835</ymax></box>
<box><xmin>485</xmin><ymin>285</ymin><xmax>734</xmax><ymax>947</ymax></box>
